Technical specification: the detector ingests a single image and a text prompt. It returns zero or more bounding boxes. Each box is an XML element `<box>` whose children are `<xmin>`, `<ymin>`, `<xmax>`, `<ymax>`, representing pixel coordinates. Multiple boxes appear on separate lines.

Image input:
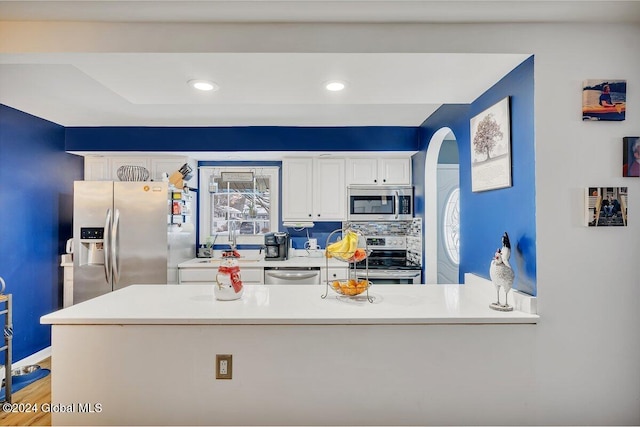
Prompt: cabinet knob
<box><xmin>374</xmin><ymin>179</ymin><xmax>377</xmax><ymax>183</ymax></box>
<box><xmin>383</xmin><ymin>179</ymin><xmax>386</xmax><ymax>183</ymax></box>
<box><xmin>308</xmin><ymin>214</ymin><xmax>312</xmax><ymax>217</ymax></box>
<box><xmin>317</xmin><ymin>214</ymin><xmax>320</xmax><ymax>217</ymax></box>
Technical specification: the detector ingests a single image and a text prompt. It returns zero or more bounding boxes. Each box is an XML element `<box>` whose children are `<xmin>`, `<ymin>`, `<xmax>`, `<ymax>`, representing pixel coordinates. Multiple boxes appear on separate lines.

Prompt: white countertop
<box><xmin>40</xmin><ymin>283</ymin><xmax>539</xmax><ymax>325</ymax></box>
<box><xmin>179</xmin><ymin>255</ymin><xmax>347</xmax><ymax>268</ymax></box>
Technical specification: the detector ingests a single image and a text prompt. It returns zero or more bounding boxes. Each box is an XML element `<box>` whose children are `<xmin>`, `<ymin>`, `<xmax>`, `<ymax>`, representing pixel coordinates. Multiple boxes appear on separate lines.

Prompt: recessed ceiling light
<box><xmin>188</xmin><ymin>79</ymin><xmax>218</xmax><ymax>91</ymax></box>
<box><xmin>325</xmin><ymin>81</ymin><xmax>346</xmax><ymax>92</ymax></box>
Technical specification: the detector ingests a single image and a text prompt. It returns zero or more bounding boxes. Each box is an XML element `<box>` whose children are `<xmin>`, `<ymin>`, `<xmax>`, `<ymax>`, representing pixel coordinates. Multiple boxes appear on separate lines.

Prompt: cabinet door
<box><xmin>109</xmin><ymin>157</ymin><xmax>150</xmax><ymax>181</ymax></box>
<box><xmin>179</xmin><ymin>268</ymin><xmax>215</xmax><ymax>284</ymax></box>
<box><xmin>379</xmin><ymin>158</ymin><xmax>412</xmax><ymax>185</ymax></box>
<box><xmin>84</xmin><ymin>157</ymin><xmax>110</xmax><ymax>180</ymax></box>
<box><xmin>240</xmin><ymin>267</ymin><xmax>264</xmax><ymax>284</ymax></box>
<box><xmin>322</xmin><ymin>267</ymin><xmax>349</xmax><ymax>284</ymax></box>
<box><xmin>346</xmin><ymin>158</ymin><xmax>378</xmax><ymax>185</ymax></box>
<box><xmin>282</xmin><ymin>158</ymin><xmax>314</xmax><ymax>221</ymax></box>
<box><xmin>314</xmin><ymin>158</ymin><xmax>346</xmax><ymax>220</ymax></box>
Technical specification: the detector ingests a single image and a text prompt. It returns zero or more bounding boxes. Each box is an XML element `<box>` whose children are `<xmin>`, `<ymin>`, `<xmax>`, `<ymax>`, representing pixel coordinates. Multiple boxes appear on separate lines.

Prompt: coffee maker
<box><xmin>264</xmin><ymin>232</ymin><xmax>290</xmax><ymax>260</ymax></box>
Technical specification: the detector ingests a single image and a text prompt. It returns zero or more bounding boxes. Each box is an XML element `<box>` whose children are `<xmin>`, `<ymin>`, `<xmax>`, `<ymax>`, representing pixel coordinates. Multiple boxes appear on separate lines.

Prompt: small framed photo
<box><xmin>470</xmin><ymin>97</ymin><xmax>512</xmax><ymax>192</ymax></box>
<box><xmin>623</xmin><ymin>136</ymin><xmax>640</xmax><ymax>177</ymax></box>
<box><xmin>582</xmin><ymin>79</ymin><xmax>626</xmax><ymax>121</ymax></box>
<box><xmin>585</xmin><ymin>187</ymin><xmax>628</xmax><ymax>227</ymax></box>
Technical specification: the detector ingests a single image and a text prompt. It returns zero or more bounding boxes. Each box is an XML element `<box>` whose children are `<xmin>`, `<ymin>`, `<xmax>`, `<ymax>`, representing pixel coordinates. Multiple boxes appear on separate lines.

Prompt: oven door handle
<box><xmin>356</xmin><ymin>270</ymin><xmax>421</xmax><ymax>278</ymax></box>
<box><xmin>394</xmin><ymin>190</ymin><xmax>400</xmax><ymax>220</ymax></box>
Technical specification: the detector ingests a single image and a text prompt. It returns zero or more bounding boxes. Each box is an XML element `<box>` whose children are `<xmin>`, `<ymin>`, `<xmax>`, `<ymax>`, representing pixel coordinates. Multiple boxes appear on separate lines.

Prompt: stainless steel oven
<box><xmin>355</xmin><ymin>235</ymin><xmax>422</xmax><ymax>284</ymax></box>
<box><xmin>347</xmin><ymin>186</ymin><xmax>413</xmax><ymax>221</ymax></box>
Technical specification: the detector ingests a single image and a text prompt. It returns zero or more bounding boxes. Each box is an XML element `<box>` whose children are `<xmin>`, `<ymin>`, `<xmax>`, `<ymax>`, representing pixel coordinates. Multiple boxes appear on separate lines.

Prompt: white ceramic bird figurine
<box><xmin>489</xmin><ymin>232</ymin><xmax>515</xmax><ymax>311</ymax></box>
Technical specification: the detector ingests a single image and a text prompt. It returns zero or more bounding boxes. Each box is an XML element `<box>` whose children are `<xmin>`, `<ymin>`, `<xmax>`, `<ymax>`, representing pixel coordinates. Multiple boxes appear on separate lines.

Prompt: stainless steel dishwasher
<box><xmin>263</xmin><ymin>267</ymin><xmax>321</xmax><ymax>284</ymax></box>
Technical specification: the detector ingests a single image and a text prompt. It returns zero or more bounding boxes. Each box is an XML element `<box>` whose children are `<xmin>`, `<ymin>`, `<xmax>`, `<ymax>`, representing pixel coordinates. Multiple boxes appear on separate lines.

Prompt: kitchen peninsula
<box><xmin>41</xmin><ymin>279</ymin><xmax>538</xmax><ymax>426</ymax></box>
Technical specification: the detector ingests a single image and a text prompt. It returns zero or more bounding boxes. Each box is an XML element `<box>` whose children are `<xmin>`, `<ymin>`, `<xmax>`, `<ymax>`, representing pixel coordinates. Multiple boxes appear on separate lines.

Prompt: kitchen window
<box><xmin>199</xmin><ymin>166</ymin><xmax>279</xmax><ymax>246</ymax></box>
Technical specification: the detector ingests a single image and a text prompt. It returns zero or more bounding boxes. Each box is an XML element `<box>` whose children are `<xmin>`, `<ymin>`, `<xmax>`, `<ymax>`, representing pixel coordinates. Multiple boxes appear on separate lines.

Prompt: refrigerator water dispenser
<box><xmin>80</xmin><ymin>227</ymin><xmax>105</xmax><ymax>266</ymax></box>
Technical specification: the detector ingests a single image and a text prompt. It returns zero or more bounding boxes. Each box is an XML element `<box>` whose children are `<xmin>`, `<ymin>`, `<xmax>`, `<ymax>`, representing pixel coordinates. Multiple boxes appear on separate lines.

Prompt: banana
<box><xmin>325</xmin><ymin>231</ymin><xmax>358</xmax><ymax>259</ymax></box>
<box><xmin>346</xmin><ymin>231</ymin><xmax>358</xmax><ymax>255</ymax></box>
<box><xmin>326</xmin><ymin>234</ymin><xmax>348</xmax><ymax>258</ymax></box>
<box><xmin>327</xmin><ymin>238</ymin><xmax>346</xmax><ymax>252</ymax></box>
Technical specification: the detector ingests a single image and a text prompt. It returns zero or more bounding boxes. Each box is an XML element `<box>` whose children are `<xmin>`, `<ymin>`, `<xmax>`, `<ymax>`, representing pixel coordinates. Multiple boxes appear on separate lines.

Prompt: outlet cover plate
<box><xmin>216</xmin><ymin>354</ymin><xmax>232</xmax><ymax>379</ymax></box>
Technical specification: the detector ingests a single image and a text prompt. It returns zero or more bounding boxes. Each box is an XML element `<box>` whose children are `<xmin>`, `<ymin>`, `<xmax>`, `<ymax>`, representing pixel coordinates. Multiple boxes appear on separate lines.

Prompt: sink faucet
<box><xmin>228</xmin><ymin>220</ymin><xmax>238</xmax><ymax>251</ymax></box>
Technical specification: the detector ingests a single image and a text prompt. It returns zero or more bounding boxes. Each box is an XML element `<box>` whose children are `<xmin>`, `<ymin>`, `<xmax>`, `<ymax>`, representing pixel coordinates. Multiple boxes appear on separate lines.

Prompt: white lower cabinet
<box><xmin>321</xmin><ymin>267</ymin><xmax>349</xmax><ymax>284</ymax></box>
<box><xmin>179</xmin><ymin>266</ymin><xmax>263</xmax><ymax>284</ymax></box>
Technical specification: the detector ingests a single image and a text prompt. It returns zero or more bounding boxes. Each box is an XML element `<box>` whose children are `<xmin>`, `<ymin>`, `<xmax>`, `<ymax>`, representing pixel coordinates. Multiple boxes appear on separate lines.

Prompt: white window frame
<box><xmin>199</xmin><ymin>166</ymin><xmax>280</xmax><ymax>246</ymax></box>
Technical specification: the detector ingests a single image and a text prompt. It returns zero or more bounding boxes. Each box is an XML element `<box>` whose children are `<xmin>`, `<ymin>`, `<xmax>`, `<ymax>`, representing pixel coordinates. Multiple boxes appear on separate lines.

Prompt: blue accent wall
<box><xmin>65</xmin><ymin>126</ymin><xmax>420</xmax><ymax>153</ymax></box>
<box><xmin>416</xmin><ymin>56</ymin><xmax>536</xmax><ymax>295</ymax></box>
<box><xmin>0</xmin><ymin>104</ymin><xmax>84</xmax><ymax>360</ymax></box>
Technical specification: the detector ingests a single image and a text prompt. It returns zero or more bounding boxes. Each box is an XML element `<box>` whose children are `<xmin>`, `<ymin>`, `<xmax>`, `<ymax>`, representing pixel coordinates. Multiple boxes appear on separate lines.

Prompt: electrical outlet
<box><xmin>216</xmin><ymin>354</ymin><xmax>232</xmax><ymax>379</ymax></box>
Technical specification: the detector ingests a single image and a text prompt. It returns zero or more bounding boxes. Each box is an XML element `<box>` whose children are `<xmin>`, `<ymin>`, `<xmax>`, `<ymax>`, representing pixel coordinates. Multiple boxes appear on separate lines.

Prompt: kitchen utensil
<box><xmin>178</xmin><ymin>163</ymin><xmax>194</xmax><ymax>180</ymax></box>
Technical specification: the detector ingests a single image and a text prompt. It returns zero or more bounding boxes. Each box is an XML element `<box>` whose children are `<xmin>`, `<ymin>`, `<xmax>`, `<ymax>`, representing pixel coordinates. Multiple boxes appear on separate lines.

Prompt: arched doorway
<box><xmin>424</xmin><ymin>128</ymin><xmax>460</xmax><ymax>284</ymax></box>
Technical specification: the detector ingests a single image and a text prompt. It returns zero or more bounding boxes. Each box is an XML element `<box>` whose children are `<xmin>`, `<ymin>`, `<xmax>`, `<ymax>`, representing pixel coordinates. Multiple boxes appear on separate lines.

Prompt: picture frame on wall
<box><xmin>584</xmin><ymin>187</ymin><xmax>628</xmax><ymax>227</ymax></box>
<box><xmin>470</xmin><ymin>96</ymin><xmax>512</xmax><ymax>192</ymax></box>
<box><xmin>582</xmin><ymin>79</ymin><xmax>626</xmax><ymax>121</ymax></box>
<box><xmin>623</xmin><ymin>136</ymin><xmax>639</xmax><ymax>177</ymax></box>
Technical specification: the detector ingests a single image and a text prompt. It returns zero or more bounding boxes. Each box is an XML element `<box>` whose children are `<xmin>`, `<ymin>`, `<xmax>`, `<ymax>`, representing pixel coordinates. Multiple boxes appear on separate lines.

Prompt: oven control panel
<box><xmin>365</xmin><ymin>236</ymin><xmax>406</xmax><ymax>250</ymax></box>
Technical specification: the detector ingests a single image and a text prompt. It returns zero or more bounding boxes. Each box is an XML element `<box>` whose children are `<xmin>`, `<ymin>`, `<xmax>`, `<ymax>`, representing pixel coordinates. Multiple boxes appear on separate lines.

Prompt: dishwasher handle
<box><xmin>265</xmin><ymin>271</ymin><xmax>319</xmax><ymax>280</ymax></box>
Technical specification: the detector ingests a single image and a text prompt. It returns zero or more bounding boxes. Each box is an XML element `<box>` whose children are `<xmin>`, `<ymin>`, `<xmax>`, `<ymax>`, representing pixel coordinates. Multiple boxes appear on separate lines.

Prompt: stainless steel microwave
<box><xmin>347</xmin><ymin>186</ymin><xmax>413</xmax><ymax>221</ymax></box>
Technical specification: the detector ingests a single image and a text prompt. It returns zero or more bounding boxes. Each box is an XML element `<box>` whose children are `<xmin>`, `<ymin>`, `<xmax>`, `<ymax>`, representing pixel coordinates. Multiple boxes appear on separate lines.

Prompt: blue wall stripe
<box><xmin>65</xmin><ymin>126</ymin><xmax>420</xmax><ymax>152</ymax></box>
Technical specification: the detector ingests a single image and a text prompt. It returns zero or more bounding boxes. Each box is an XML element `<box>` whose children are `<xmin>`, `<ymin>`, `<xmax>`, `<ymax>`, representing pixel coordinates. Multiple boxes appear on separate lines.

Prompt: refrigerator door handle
<box><xmin>104</xmin><ymin>209</ymin><xmax>112</xmax><ymax>284</ymax></box>
<box><xmin>112</xmin><ymin>208</ymin><xmax>121</xmax><ymax>286</ymax></box>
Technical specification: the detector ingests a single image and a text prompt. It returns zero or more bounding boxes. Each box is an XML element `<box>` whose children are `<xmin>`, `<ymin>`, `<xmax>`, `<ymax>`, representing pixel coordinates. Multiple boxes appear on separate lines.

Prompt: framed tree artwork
<box><xmin>470</xmin><ymin>97</ymin><xmax>512</xmax><ymax>192</ymax></box>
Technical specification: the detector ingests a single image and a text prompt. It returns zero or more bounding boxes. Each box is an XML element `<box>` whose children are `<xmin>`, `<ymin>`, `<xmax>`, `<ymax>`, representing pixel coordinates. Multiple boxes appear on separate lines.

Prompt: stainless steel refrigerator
<box><xmin>73</xmin><ymin>181</ymin><xmax>194</xmax><ymax>304</ymax></box>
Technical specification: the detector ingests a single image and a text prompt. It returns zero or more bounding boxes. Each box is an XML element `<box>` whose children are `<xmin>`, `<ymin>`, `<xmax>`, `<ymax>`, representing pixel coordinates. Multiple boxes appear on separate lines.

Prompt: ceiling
<box><xmin>0</xmin><ymin>1</ymin><xmax>638</xmax><ymax>129</ymax></box>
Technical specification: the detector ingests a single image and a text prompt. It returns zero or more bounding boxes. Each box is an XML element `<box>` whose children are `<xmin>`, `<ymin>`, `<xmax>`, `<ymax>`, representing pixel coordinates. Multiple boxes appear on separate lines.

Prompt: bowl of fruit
<box><xmin>330</xmin><ymin>279</ymin><xmax>371</xmax><ymax>296</ymax></box>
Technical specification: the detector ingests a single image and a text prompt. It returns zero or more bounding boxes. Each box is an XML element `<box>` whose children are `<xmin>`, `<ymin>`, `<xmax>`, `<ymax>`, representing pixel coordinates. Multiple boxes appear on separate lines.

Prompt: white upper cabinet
<box><xmin>84</xmin><ymin>157</ymin><xmax>110</xmax><ymax>181</ymax></box>
<box><xmin>346</xmin><ymin>157</ymin><xmax>412</xmax><ymax>185</ymax></box>
<box><xmin>83</xmin><ymin>156</ymin><xmax>195</xmax><ymax>186</ymax></box>
<box><xmin>282</xmin><ymin>157</ymin><xmax>346</xmax><ymax>222</ymax></box>
<box><xmin>313</xmin><ymin>158</ymin><xmax>346</xmax><ymax>220</ymax></box>
<box><xmin>282</xmin><ymin>158</ymin><xmax>314</xmax><ymax>221</ymax></box>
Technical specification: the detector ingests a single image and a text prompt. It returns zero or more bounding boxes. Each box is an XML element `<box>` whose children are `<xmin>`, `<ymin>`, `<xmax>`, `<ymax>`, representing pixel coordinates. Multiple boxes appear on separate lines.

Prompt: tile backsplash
<box><xmin>344</xmin><ymin>221</ymin><xmax>412</xmax><ymax>236</ymax></box>
<box><xmin>345</xmin><ymin>219</ymin><xmax>423</xmax><ymax>267</ymax></box>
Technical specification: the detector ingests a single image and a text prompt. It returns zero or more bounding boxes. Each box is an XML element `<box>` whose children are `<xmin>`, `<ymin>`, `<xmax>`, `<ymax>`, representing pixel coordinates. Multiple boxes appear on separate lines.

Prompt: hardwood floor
<box><xmin>0</xmin><ymin>358</ymin><xmax>52</xmax><ymax>426</ymax></box>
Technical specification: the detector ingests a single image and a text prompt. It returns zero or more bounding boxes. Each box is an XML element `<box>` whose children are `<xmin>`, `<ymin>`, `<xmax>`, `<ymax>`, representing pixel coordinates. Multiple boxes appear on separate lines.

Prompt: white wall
<box><xmin>3</xmin><ymin>21</ymin><xmax>640</xmax><ymax>424</ymax></box>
